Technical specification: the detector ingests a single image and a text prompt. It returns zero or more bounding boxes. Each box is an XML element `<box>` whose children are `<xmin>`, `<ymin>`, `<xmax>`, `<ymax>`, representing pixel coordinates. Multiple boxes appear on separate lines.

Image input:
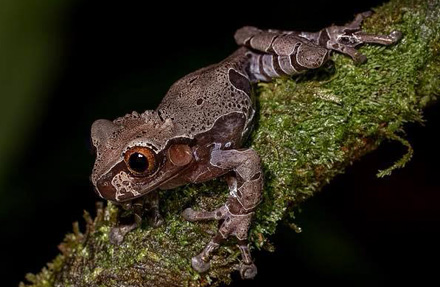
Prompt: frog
<box><xmin>90</xmin><ymin>11</ymin><xmax>401</xmax><ymax>280</ymax></box>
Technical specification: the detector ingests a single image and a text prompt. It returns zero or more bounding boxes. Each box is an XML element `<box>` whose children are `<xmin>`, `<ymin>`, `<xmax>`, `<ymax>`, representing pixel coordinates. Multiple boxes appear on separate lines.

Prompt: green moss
<box><xmin>21</xmin><ymin>0</ymin><xmax>440</xmax><ymax>286</ymax></box>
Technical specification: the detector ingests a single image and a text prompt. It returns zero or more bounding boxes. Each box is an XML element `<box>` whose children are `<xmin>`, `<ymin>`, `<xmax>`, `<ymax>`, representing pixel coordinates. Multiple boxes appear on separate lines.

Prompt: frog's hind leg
<box><xmin>324</xmin><ymin>11</ymin><xmax>402</xmax><ymax>63</ymax></box>
<box><xmin>235</xmin><ymin>10</ymin><xmax>402</xmax><ymax>79</ymax></box>
<box><xmin>186</xmin><ymin>203</ymin><xmax>258</xmax><ymax>279</ymax></box>
<box><xmin>189</xmin><ymin>217</ymin><xmax>257</xmax><ymax>279</ymax></box>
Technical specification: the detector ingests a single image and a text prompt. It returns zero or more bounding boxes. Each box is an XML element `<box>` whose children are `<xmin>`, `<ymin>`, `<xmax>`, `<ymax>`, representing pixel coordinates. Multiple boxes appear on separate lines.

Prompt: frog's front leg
<box><xmin>109</xmin><ymin>191</ymin><xmax>163</xmax><ymax>245</ymax></box>
<box><xmin>109</xmin><ymin>197</ymin><xmax>144</xmax><ymax>245</ymax></box>
<box><xmin>143</xmin><ymin>190</ymin><xmax>164</xmax><ymax>227</ymax></box>
<box><xmin>182</xmin><ymin>148</ymin><xmax>262</xmax><ymax>279</ymax></box>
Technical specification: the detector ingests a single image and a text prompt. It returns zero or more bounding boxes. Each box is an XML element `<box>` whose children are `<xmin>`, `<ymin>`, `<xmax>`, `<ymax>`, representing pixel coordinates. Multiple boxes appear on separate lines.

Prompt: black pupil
<box><xmin>128</xmin><ymin>153</ymin><xmax>149</xmax><ymax>173</ymax></box>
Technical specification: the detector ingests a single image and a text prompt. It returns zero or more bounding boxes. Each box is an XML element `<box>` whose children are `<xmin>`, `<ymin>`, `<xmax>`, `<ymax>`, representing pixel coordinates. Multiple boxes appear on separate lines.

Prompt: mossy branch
<box><xmin>21</xmin><ymin>0</ymin><xmax>440</xmax><ymax>286</ymax></box>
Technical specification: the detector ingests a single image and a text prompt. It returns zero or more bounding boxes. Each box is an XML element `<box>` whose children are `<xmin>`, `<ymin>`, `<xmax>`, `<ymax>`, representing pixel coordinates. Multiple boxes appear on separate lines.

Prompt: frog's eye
<box><xmin>124</xmin><ymin>146</ymin><xmax>156</xmax><ymax>176</ymax></box>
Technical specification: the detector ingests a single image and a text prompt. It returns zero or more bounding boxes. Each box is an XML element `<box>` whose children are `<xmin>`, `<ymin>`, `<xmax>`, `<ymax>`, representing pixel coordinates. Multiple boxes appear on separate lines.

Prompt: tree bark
<box><xmin>21</xmin><ymin>0</ymin><xmax>440</xmax><ymax>286</ymax></box>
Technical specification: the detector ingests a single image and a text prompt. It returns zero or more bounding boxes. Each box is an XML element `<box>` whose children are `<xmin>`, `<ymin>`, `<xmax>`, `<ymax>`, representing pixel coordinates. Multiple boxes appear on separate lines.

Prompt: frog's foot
<box><xmin>238</xmin><ymin>243</ymin><xmax>257</xmax><ymax>279</ymax></box>
<box><xmin>325</xmin><ymin>11</ymin><xmax>402</xmax><ymax>63</ymax></box>
<box><xmin>109</xmin><ymin>222</ymin><xmax>138</xmax><ymax>245</ymax></box>
<box><xmin>184</xmin><ymin>201</ymin><xmax>258</xmax><ymax>279</ymax></box>
<box><xmin>191</xmin><ymin>241</ymin><xmax>257</xmax><ymax>279</ymax></box>
<box><xmin>146</xmin><ymin>207</ymin><xmax>164</xmax><ymax>228</ymax></box>
<box><xmin>190</xmin><ymin>235</ymin><xmax>221</xmax><ymax>274</ymax></box>
<box><xmin>191</xmin><ymin>241</ymin><xmax>219</xmax><ymax>273</ymax></box>
<box><xmin>240</xmin><ymin>262</ymin><xmax>258</xmax><ymax>280</ymax></box>
<box><xmin>192</xmin><ymin>255</ymin><xmax>211</xmax><ymax>273</ymax></box>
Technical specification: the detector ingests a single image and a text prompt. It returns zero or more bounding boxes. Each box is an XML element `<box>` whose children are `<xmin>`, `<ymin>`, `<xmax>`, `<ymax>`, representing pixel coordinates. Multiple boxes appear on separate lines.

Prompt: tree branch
<box><xmin>21</xmin><ymin>0</ymin><xmax>440</xmax><ymax>286</ymax></box>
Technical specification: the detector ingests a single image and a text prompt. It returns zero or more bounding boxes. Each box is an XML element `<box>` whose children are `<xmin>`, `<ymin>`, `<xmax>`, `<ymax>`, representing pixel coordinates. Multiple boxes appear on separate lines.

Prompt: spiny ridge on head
<box><xmin>110</xmin><ymin>110</ymin><xmax>176</xmax><ymax>151</ymax></box>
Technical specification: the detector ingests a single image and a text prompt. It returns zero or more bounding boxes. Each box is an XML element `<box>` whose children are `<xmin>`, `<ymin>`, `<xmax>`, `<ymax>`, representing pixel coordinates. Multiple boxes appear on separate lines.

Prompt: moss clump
<box><xmin>21</xmin><ymin>0</ymin><xmax>440</xmax><ymax>286</ymax></box>
<box><xmin>251</xmin><ymin>0</ymin><xmax>440</xmax><ymax>243</ymax></box>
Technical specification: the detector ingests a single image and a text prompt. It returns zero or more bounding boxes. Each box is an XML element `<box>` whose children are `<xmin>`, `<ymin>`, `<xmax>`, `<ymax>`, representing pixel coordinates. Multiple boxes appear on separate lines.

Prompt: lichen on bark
<box><xmin>21</xmin><ymin>0</ymin><xmax>440</xmax><ymax>286</ymax></box>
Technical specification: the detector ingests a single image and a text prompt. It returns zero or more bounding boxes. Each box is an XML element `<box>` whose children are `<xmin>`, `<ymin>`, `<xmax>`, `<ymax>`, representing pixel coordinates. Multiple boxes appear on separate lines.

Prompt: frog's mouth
<box><xmin>95</xmin><ymin>156</ymin><xmax>193</xmax><ymax>202</ymax></box>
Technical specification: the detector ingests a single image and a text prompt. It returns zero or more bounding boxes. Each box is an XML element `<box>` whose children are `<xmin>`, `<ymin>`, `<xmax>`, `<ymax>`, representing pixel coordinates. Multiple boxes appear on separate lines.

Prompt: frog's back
<box><xmin>156</xmin><ymin>47</ymin><xmax>255</xmax><ymax>143</ymax></box>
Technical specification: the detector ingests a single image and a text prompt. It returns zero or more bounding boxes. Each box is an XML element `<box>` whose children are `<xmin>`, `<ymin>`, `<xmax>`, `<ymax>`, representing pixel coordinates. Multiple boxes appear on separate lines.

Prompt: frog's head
<box><xmin>90</xmin><ymin>111</ymin><xmax>193</xmax><ymax>202</ymax></box>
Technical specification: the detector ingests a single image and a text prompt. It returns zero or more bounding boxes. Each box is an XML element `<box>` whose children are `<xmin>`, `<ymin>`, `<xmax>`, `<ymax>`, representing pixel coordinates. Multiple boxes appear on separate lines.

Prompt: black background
<box><xmin>2</xmin><ymin>0</ymin><xmax>439</xmax><ymax>286</ymax></box>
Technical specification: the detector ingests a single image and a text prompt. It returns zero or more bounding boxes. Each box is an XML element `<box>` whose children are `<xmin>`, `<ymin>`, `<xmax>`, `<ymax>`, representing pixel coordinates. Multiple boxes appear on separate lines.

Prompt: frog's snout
<box><xmin>95</xmin><ymin>176</ymin><xmax>117</xmax><ymax>201</ymax></box>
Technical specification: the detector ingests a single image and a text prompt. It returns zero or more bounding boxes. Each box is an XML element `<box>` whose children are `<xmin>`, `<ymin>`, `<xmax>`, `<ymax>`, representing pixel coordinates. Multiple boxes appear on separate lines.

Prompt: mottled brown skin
<box><xmin>90</xmin><ymin>12</ymin><xmax>401</xmax><ymax>279</ymax></box>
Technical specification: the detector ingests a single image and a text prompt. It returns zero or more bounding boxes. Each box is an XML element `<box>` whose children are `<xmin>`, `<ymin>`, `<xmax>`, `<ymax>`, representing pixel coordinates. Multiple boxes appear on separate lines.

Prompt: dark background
<box><xmin>1</xmin><ymin>0</ymin><xmax>439</xmax><ymax>286</ymax></box>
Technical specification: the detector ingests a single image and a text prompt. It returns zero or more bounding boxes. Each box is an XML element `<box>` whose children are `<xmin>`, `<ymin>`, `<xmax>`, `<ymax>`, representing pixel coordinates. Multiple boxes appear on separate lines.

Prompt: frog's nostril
<box><xmin>96</xmin><ymin>179</ymin><xmax>117</xmax><ymax>201</ymax></box>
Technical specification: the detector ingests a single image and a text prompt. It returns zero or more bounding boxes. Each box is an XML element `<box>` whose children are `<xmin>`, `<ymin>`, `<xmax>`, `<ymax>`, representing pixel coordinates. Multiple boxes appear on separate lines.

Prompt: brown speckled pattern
<box><xmin>157</xmin><ymin>48</ymin><xmax>254</xmax><ymax>139</ymax></box>
<box><xmin>90</xmin><ymin>12</ymin><xmax>402</xmax><ymax>279</ymax></box>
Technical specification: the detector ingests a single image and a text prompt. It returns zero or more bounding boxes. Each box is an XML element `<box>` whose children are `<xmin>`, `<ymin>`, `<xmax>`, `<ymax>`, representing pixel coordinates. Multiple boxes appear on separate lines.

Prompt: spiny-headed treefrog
<box><xmin>91</xmin><ymin>12</ymin><xmax>401</xmax><ymax>279</ymax></box>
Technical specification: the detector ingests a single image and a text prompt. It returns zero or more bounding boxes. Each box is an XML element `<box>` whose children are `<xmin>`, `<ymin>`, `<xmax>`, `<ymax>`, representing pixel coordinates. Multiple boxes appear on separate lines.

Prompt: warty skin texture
<box><xmin>90</xmin><ymin>11</ymin><xmax>401</xmax><ymax>279</ymax></box>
